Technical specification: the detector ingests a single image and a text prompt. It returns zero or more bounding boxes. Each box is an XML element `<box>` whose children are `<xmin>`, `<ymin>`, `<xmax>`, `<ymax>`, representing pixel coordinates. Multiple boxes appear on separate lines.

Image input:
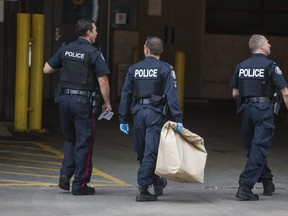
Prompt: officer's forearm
<box><xmin>98</xmin><ymin>76</ymin><xmax>111</xmax><ymax>106</ymax></box>
<box><xmin>280</xmin><ymin>87</ymin><xmax>288</xmax><ymax>110</ymax></box>
<box><xmin>101</xmin><ymin>85</ymin><xmax>110</xmax><ymax>102</ymax></box>
<box><xmin>283</xmin><ymin>97</ymin><xmax>288</xmax><ymax>110</ymax></box>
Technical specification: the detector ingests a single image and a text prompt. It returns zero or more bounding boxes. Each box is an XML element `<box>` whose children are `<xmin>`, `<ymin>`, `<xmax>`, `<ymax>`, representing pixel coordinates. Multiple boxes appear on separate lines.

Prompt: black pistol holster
<box><xmin>150</xmin><ymin>95</ymin><xmax>162</xmax><ymax>106</ymax></box>
<box><xmin>150</xmin><ymin>94</ymin><xmax>168</xmax><ymax>116</ymax></box>
<box><xmin>54</xmin><ymin>83</ymin><xmax>62</xmax><ymax>103</ymax></box>
<box><xmin>90</xmin><ymin>90</ymin><xmax>100</xmax><ymax>114</ymax></box>
<box><xmin>273</xmin><ymin>91</ymin><xmax>282</xmax><ymax>116</ymax></box>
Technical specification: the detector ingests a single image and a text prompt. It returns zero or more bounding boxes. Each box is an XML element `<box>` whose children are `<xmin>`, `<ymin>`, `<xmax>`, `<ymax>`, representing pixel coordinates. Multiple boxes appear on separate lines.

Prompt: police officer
<box><xmin>230</xmin><ymin>34</ymin><xmax>288</xmax><ymax>201</ymax></box>
<box><xmin>43</xmin><ymin>18</ymin><xmax>112</xmax><ymax>195</ymax></box>
<box><xmin>119</xmin><ymin>36</ymin><xmax>184</xmax><ymax>201</ymax></box>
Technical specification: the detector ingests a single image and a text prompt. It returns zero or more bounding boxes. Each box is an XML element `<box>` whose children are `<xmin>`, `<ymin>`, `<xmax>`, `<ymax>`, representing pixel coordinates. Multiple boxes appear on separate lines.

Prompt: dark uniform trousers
<box><xmin>132</xmin><ymin>105</ymin><xmax>166</xmax><ymax>186</ymax></box>
<box><xmin>239</xmin><ymin>102</ymin><xmax>274</xmax><ymax>186</ymax></box>
<box><xmin>59</xmin><ymin>94</ymin><xmax>96</xmax><ymax>193</ymax></box>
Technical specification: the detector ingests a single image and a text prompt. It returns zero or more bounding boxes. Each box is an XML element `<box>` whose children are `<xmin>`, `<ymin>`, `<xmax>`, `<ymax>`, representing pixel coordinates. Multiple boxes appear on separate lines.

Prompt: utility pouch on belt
<box><xmin>236</xmin><ymin>95</ymin><xmax>242</xmax><ymax>110</ymax></box>
<box><xmin>130</xmin><ymin>98</ymin><xmax>136</xmax><ymax>112</ymax></box>
<box><xmin>90</xmin><ymin>91</ymin><xmax>100</xmax><ymax>114</ymax></box>
<box><xmin>150</xmin><ymin>95</ymin><xmax>162</xmax><ymax>106</ymax></box>
<box><xmin>273</xmin><ymin>92</ymin><xmax>282</xmax><ymax>116</ymax></box>
<box><xmin>235</xmin><ymin>95</ymin><xmax>246</xmax><ymax>114</ymax></box>
<box><xmin>54</xmin><ymin>83</ymin><xmax>62</xmax><ymax>104</ymax></box>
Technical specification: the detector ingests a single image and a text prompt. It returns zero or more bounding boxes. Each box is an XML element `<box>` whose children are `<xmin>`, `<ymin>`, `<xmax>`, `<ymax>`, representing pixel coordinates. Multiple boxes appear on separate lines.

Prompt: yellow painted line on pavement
<box><xmin>0</xmin><ymin>179</ymin><xmax>128</xmax><ymax>187</ymax></box>
<box><xmin>33</xmin><ymin>142</ymin><xmax>130</xmax><ymax>187</ymax></box>
<box><xmin>92</xmin><ymin>168</ymin><xmax>129</xmax><ymax>186</ymax></box>
<box><xmin>0</xmin><ymin>156</ymin><xmax>61</xmax><ymax>165</ymax></box>
<box><xmin>0</xmin><ymin>171</ymin><xmax>119</xmax><ymax>184</ymax></box>
<box><xmin>0</xmin><ymin>163</ymin><xmax>59</xmax><ymax>171</ymax></box>
<box><xmin>0</xmin><ymin>144</ymin><xmax>43</xmax><ymax>151</ymax></box>
<box><xmin>0</xmin><ymin>163</ymin><xmax>123</xmax><ymax>185</ymax></box>
<box><xmin>0</xmin><ymin>150</ymin><xmax>60</xmax><ymax>159</ymax></box>
<box><xmin>32</xmin><ymin>142</ymin><xmax>63</xmax><ymax>158</ymax></box>
<box><xmin>0</xmin><ymin>170</ymin><xmax>61</xmax><ymax>178</ymax></box>
<box><xmin>0</xmin><ymin>141</ymin><xmax>38</xmax><ymax>144</ymax></box>
<box><xmin>0</xmin><ymin>179</ymin><xmax>56</xmax><ymax>187</ymax></box>
<box><xmin>0</xmin><ymin>141</ymin><xmax>130</xmax><ymax>187</ymax></box>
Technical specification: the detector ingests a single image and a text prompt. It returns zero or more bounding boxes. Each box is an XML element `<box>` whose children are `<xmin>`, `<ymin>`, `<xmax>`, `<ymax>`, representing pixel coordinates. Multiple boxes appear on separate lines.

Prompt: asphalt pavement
<box><xmin>0</xmin><ymin>100</ymin><xmax>287</xmax><ymax>216</ymax></box>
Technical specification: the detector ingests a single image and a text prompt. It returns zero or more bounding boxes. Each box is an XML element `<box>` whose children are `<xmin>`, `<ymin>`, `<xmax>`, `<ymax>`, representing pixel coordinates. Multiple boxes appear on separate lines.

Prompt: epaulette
<box><xmin>163</xmin><ymin>62</ymin><xmax>173</xmax><ymax>70</ymax></box>
<box><xmin>92</xmin><ymin>43</ymin><xmax>102</xmax><ymax>51</ymax></box>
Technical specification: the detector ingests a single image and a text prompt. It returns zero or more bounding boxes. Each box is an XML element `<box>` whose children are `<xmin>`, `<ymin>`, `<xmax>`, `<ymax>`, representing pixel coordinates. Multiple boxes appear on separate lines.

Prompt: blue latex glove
<box><xmin>120</xmin><ymin>123</ymin><xmax>129</xmax><ymax>135</ymax></box>
<box><xmin>176</xmin><ymin>123</ymin><xmax>183</xmax><ymax>133</ymax></box>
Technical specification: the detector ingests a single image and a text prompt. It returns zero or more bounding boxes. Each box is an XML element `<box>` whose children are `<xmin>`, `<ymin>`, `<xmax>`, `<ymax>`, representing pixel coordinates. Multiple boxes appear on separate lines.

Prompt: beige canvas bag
<box><xmin>155</xmin><ymin>121</ymin><xmax>207</xmax><ymax>183</ymax></box>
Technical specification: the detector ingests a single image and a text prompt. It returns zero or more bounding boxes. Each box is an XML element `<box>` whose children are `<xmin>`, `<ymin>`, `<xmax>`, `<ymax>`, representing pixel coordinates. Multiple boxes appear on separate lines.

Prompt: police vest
<box><xmin>60</xmin><ymin>43</ymin><xmax>96</xmax><ymax>90</ymax></box>
<box><xmin>133</xmin><ymin>68</ymin><xmax>163</xmax><ymax>98</ymax></box>
<box><xmin>238</xmin><ymin>62</ymin><xmax>274</xmax><ymax>97</ymax></box>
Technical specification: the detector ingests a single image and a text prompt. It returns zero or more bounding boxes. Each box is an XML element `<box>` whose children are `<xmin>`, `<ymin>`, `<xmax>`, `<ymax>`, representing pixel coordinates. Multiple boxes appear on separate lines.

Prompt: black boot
<box><xmin>58</xmin><ymin>176</ymin><xmax>70</xmax><ymax>191</ymax></box>
<box><xmin>153</xmin><ymin>177</ymin><xmax>167</xmax><ymax>196</ymax></box>
<box><xmin>263</xmin><ymin>180</ymin><xmax>275</xmax><ymax>196</ymax></box>
<box><xmin>72</xmin><ymin>186</ymin><xmax>95</xmax><ymax>195</ymax></box>
<box><xmin>136</xmin><ymin>185</ymin><xmax>158</xmax><ymax>202</ymax></box>
<box><xmin>236</xmin><ymin>182</ymin><xmax>259</xmax><ymax>201</ymax></box>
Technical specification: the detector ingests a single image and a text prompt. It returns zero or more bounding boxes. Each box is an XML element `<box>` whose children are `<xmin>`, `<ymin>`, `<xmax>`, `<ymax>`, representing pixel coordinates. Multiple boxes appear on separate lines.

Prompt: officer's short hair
<box><xmin>145</xmin><ymin>36</ymin><xmax>163</xmax><ymax>55</ymax></box>
<box><xmin>249</xmin><ymin>34</ymin><xmax>266</xmax><ymax>52</ymax></box>
<box><xmin>75</xmin><ymin>18</ymin><xmax>96</xmax><ymax>37</ymax></box>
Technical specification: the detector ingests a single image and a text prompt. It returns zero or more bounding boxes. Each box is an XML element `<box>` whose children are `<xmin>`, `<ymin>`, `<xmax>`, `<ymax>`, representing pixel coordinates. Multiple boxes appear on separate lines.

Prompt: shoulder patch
<box><xmin>275</xmin><ymin>66</ymin><xmax>282</xmax><ymax>75</ymax></box>
<box><xmin>100</xmin><ymin>53</ymin><xmax>105</xmax><ymax>61</ymax></box>
<box><xmin>171</xmin><ymin>70</ymin><xmax>176</xmax><ymax>79</ymax></box>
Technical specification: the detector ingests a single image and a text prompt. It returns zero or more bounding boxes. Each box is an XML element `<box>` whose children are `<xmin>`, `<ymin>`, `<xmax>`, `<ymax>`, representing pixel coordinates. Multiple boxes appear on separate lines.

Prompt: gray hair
<box><xmin>145</xmin><ymin>36</ymin><xmax>163</xmax><ymax>55</ymax></box>
<box><xmin>248</xmin><ymin>34</ymin><xmax>266</xmax><ymax>53</ymax></box>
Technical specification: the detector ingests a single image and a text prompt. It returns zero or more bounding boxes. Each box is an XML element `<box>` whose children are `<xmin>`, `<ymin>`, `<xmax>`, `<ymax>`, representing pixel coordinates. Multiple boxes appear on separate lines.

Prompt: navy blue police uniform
<box><xmin>47</xmin><ymin>38</ymin><xmax>110</xmax><ymax>194</ymax></box>
<box><xmin>119</xmin><ymin>56</ymin><xmax>183</xmax><ymax>187</ymax></box>
<box><xmin>230</xmin><ymin>53</ymin><xmax>288</xmax><ymax>187</ymax></box>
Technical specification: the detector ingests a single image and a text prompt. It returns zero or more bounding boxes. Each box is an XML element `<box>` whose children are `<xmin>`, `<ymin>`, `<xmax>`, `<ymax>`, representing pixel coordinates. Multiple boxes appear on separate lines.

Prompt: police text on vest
<box><xmin>65</xmin><ymin>51</ymin><xmax>85</xmax><ymax>59</ymax></box>
<box><xmin>239</xmin><ymin>68</ymin><xmax>265</xmax><ymax>77</ymax></box>
<box><xmin>135</xmin><ymin>69</ymin><xmax>158</xmax><ymax>78</ymax></box>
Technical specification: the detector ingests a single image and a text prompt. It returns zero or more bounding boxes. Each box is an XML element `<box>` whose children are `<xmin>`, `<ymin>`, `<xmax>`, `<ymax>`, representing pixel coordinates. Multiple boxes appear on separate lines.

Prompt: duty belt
<box><xmin>62</xmin><ymin>88</ymin><xmax>90</xmax><ymax>97</ymax></box>
<box><xmin>244</xmin><ymin>97</ymin><xmax>273</xmax><ymax>103</ymax></box>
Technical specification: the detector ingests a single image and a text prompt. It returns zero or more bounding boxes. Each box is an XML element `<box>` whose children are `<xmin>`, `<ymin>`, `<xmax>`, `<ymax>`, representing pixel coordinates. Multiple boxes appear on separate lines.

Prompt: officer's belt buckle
<box><xmin>140</xmin><ymin>98</ymin><xmax>150</xmax><ymax>105</ymax></box>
